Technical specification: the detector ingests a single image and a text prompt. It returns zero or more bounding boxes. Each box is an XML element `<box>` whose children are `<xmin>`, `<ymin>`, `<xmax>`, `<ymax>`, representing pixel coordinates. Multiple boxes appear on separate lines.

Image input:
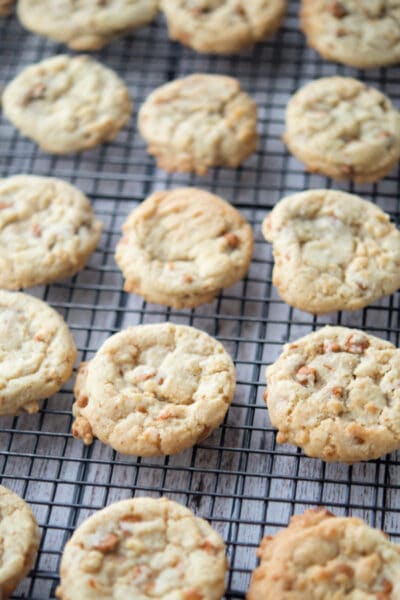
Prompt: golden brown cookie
<box><xmin>284</xmin><ymin>77</ymin><xmax>400</xmax><ymax>183</ymax></box>
<box><xmin>2</xmin><ymin>54</ymin><xmax>132</xmax><ymax>154</ymax></box>
<box><xmin>0</xmin><ymin>290</ymin><xmax>77</xmax><ymax>415</ymax></box>
<box><xmin>0</xmin><ymin>485</ymin><xmax>40</xmax><ymax>599</ymax></box>
<box><xmin>0</xmin><ymin>175</ymin><xmax>103</xmax><ymax>290</ymax></box>
<box><xmin>17</xmin><ymin>0</ymin><xmax>159</xmax><ymax>50</ymax></box>
<box><xmin>56</xmin><ymin>496</ymin><xmax>227</xmax><ymax>600</ymax></box>
<box><xmin>301</xmin><ymin>0</ymin><xmax>400</xmax><ymax>69</ymax></box>
<box><xmin>160</xmin><ymin>0</ymin><xmax>286</xmax><ymax>54</ymax></box>
<box><xmin>115</xmin><ymin>188</ymin><xmax>253</xmax><ymax>308</ymax></box>
<box><xmin>265</xmin><ymin>326</ymin><xmax>400</xmax><ymax>463</ymax></box>
<box><xmin>262</xmin><ymin>189</ymin><xmax>400</xmax><ymax>314</ymax></box>
<box><xmin>138</xmin><ymin>74</ymin><xmax>258</xmax><ymax>175</ymax></box>
<box><xmin>72</xmin><ymin>323</ymin><xmax>236</xmax><ymax>456</ymax></box>
<box><xmin>247</xmin><ymin>508</ymin><xmax>400</xmax><ymax>599</ymax></box>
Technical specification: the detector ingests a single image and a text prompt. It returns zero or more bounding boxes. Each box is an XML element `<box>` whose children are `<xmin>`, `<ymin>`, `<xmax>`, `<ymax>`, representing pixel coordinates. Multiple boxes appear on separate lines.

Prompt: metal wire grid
<box><xmin>1</xmin><ymin>1</ymin><xmax>400</xmax><ymax>598</ymax></box>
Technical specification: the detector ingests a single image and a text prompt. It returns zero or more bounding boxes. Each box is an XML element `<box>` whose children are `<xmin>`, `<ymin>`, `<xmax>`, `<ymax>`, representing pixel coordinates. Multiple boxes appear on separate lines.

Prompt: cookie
<box><xmin>0</xmin><ymin>290</ymin><xmax>77</xmax><ymax>415</ymax></box>
<box><xmin>247</xmin><ymin>508</ymin><xmax>400</xmax><ymax>600</ymax></box>
<box><xmin>56</xmin><ymin>496</ymin><xmax>227</xmax><ymax>600</ymax></box>
<box><xmin>138</xmin><ymin>74</ymin><xmax>258</xmax><ymax>175</ymax></box>
<box><xmin>0</xmin><ymin>0</ymin><xmax>14</xmax><ymax>15</ymax></box>
<box><xmin>72</xmin><ymin>322</ymin><xmax>235</xmax><ymax>456</ymax></box>
<box><xmin>115</xmin><ymin>188</ymin><xmax>254</xmax><ymax>308</ymax></box>
<box><xmin>262</xmin><ymin>189</ymin><xmax>400</xmax><ymax>314</ymax></box>
<box><xmin>17</xmin><ymin>0</ymin><xmax>159</xmax><ymax>51</ymax></box>
<box><xmin>265</xmin><ymin>325</ymin><xmax>400</xmax><ymax>463</ymax></box>
<box><xmin>284</xmin><ymin>77</ymin><xmax>400</xmax><ymax>183</ymax></box>
<box><xmin>0</xmin><ymin>485</ymin><xmax>41</xmax><ymax>599</ymax></box>
<box><xmin>160</xmin><ymin>0</ymin><xmax>286</xmax><ymax>54</ymax></box>
<box><xmin>2</xmin><ymin>54</ymin><xmax>132</xmax><ymax>154</ymax></box>
<box><xmin>0</xmin><ymin>175</ymin><xmax>103</xmax><ymax>290</ymax></box>
<box><xmin>301</xmin><ymin>1</ymin><xmax>400</xmax><ymax>69</ymax></box>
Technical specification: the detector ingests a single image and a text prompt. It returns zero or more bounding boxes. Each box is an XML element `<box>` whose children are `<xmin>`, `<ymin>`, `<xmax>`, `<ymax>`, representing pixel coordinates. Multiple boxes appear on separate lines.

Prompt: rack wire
<box><xmin>1</xmin><ymin>2</ymin><xmax>400</xmax><ymax>598</ymax></box>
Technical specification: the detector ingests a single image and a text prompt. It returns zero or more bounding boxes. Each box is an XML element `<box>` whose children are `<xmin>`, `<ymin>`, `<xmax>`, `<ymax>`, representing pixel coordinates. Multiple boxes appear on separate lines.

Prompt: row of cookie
<box><xmin>4</xmin><ymin>1</ymin><xmax>400</xmax><ymax>71</ymax></box>
<box><xmin>2</xmin><ymin>55</ymin><xmax>399</xmax><ymax>184</ymax></box>
<box><xmin>3</xmin><ymin>288</ymin><xmax>400</xmax><ymax>465</ymax></box>
<box><xmin>3</xmin><ymin>0</ymin><xmax>287</xmax><ymax>55</ymax></box>
<box><xmin>45</xmin><ymin>499</ymin><xmax>400</xmax><ymax>599</ymax></box>
<box><xmin>0</xmin><ymin>176</ymin><xmax>251</xmax><ymax>307</ymax></box>
<box><xmin>2</xmin><ymin>174</ymin><xmax>400</xmax><ymax>315</ymax></box>
<box><xmin>3</xmin><ymin>484</ymin><xmax>399</xmax><ymax>599</ymax></box>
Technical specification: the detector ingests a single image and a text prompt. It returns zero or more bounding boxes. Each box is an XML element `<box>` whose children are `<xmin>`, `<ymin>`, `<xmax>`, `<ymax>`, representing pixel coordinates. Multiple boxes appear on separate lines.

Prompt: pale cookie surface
<box><xmin>0</xmin><ymin>485</ymin><xmax>41</xmax><ymax>599</ymax></box>
<box><xmin>115</xmin><ymin>188</ymin><xmax>253</xmax><ymax>308</ymax></box>
<box><xmin>56</xmin><ymin>496</ymin><xmax>227</xmax><ymax>600</ymax></box>
<box><xmin>2</xmin><ymin>54</ymin><xmax>132</xmax><ymax>154</ymax></box>
<box><xmin>138</xmin><ymin>74</ymin><xmax>258</xmax><ymax>175</ymax></box>
<box><xmin>160</xmin><ymin>0</ymin><xmax>286</xmax><ymax>54</ymax></box>
<box><xmin>301</xmin><ymin>0</ymin><xmax>400</xmax><ymax>68</ymax></box>
<box><xmin>17</xmin><ymin>0</ymin><xmax>159</xmax><ymax>51</ymax></box>
<box><xmin>0</xmin><ymin>0</ymin><xmax>14</xmax><ymax>15</ymax></box>
<box><xmin>262</xmin><ymin>189</ymin><xmax>400</xmax><ymax>314</ymax></box>
<box><xmin>284</xmin><ymin>77</ymin><xmax>400</xmax><ymax>183</ymax></box>
<box><xmin>265</xmin><ymin>326</ymin><xmax>400</xmax><ymax>463</ymax></box>
<box><xmin>0</xmin><ymin>175</ymin><xmax>103</xmax><ymax>290</ymax></box>
<box><xmin>72</xmin><ymin>323</ymin><xmax>235</xmax><ymax>456</ymax></box>
<box><xmin>0</xmin><ymin>290</ymin><xmax>77</xmax><ymax>415</ymax></box>
<box><xmin>247</xmin><ymin>508</ymin><xmax>400</xmax><ymax>600</ymax></box>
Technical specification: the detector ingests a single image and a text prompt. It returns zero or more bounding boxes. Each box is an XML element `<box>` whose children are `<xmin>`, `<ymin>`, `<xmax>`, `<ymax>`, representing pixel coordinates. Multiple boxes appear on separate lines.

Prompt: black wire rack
<box><xmin>1</xmin><ymin>2</ymin><xmax>400</xmax><ymax>598</ymax></box>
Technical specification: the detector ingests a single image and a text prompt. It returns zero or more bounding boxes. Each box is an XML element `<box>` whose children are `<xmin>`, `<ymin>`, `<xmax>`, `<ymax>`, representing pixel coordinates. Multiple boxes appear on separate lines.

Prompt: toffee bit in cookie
<box><xmin>344</xmin><ymin>333</ymin><xmax>370</xmax><ymax>354</ymax></box>
<box><xmin>323</xmin><ymin>340</ymin><xmax>341</xmax><ymax>352</ymax></box>
<box><xmin>183</xmin><ymin>590</ymin><xmax>203</xmax><ymax>600</ymax></box>
<box><xmin>331</xmin><ymin>386</ymin><xmax>343</xmax><ymax>397</ymax></box>
<box><xmin>295</xmin><ymin>365</ymin><xmax>317</xmax><ymax>386</ymax></box>
<box><xmin>93</xmin><ymin>533</ymin><xmax>120</xmax><ymax>553</ymax></box>
<box><xmin>329</xmin><ymin>1</ymin><xmax>347</xmax><ymax>18</ymax></box>
<box><xmin>23</xmin><ymin>81</ymin><xmax>46</xmax><ymax>105</ymax></box>
<box><xmin>81</xmin><ymin>550</ymin><xmax>103</xmax><ymax>573</ymax></box>
<box><xmin>224</xmin><ymin>232</ymin><xmax>240</xmax><ymax>248</ymax></box>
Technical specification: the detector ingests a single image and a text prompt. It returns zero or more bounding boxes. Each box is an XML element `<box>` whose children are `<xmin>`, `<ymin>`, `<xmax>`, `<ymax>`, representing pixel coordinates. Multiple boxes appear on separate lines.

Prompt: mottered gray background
<box><xmin>1</xmin><ymin>1</ymin><xmax>400</xmax><ymax>598</ymax></box>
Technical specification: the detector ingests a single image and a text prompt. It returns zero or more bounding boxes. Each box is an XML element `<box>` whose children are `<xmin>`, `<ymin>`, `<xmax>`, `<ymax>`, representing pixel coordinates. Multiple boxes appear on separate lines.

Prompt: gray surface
<box><xmin>0</xmin><ymin>2</ymin><xmax>400</xmax><ymax>598</ymax></box>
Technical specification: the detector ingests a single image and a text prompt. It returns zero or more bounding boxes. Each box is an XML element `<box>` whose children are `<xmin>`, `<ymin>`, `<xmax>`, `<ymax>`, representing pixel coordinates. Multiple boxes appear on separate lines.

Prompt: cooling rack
<box><xmin>1</xmin><ymin>2</ymin><xmax>400</xmax><ymax>598</ymax></box>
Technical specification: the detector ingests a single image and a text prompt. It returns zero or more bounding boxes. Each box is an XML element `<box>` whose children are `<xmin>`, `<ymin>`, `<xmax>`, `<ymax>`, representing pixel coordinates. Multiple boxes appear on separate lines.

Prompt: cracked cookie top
<box><xmin>0</xmin><ymin>175</ymin><xmax>103</xmax><ymax>290</ymax></box>
<box><xmin>72</xmin><ymin>323</ymin><xmax>236</xmax><ymax>456</ymax></box>
<box><xmin>301</xmin><ymin>0</ymin><xmax>400</xmax><ymax>68</ymax></box>
<box><xmin>160</xmin><ymin>0</ymin><xmax>286</xmax><ymax>53</ymax></box>
<box><xmin>262</xmin><ymin>189</ymin><xmax>400</xmax><ymax>314</ymax></box>
<box><xmin>265</xmin><ymin>326</ymin><xmax>400</xmax><ymax>463</ymax></box>
<box><xmin>56</xmin><ymin>496</ymin><xmax>227</xmax><ymax>600</ymax></box>
<box><xmin>247</xmin><ymin>508</ymin><xmax>400</xmax><ymax>600</ymax></box>
<box><xmin>0</xmin><ymin>485</ymin><xmax>41</xmax><ymax>598</ymax></box>
<box><xmin>2</xmin><ymin>54</ymin><xmax>132</xmax><ymax>154</ymax></box>
<box><xmin>284</xmin><ymin>77</ymin><xmax>400</xmax><ymax>183</ymax></box>
<box><xmin>115</xmin><ymin>188</ymin><xmax>253</xmax><ymax>309</ymax></box>
<box><xmin>0</xmin><ymin>290</ymin><xmax>77</xmax><ymax>415</ymax></box>
<box><xmin>138</xmin><ymin>74</ymin><xmax>258</xmax><ymax>175</ymax></box>
<box><xmin>17</xmin><ymin>0</ymin><xmax>159</xmax><ymax>50</ymax></box>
